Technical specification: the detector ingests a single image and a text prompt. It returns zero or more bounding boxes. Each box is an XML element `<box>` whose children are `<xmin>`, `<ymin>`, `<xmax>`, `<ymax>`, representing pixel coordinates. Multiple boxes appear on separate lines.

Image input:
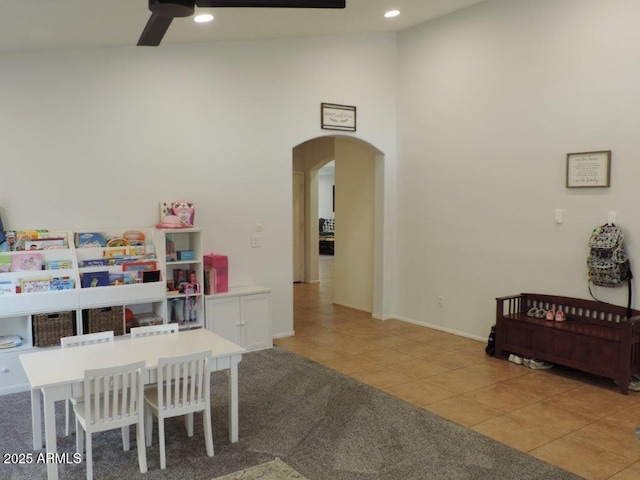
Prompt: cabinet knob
<box><xmin>0</xmin><ymin>367</ymin><xmax>9</xmax><ymax>374</ymax></box>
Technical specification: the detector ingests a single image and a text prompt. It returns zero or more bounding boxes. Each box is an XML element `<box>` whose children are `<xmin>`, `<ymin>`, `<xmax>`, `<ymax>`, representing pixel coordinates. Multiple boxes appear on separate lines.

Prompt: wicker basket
<box><xmin>85</xmin><ymin>306</ymin><xmax>124</xmax><ymax>336</ymax></box>
<box><xmin>33</xmin><ymin>311</ymin><xmax>75</xmax><ymax>347</ymax></box>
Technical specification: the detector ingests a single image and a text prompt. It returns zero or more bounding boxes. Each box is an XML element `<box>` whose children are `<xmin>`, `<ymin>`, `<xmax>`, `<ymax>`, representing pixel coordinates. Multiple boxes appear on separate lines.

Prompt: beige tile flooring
<box><xmin>275</xmin><ymin>257</ymin><xmax>640</xmax><ymax>480</ymax></box>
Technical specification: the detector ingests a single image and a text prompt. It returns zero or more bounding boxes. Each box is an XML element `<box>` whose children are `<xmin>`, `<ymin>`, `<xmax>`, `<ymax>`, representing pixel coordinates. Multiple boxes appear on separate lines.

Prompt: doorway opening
<box><xmin>292</xmin><ymin>135</ymin><xmax>387</xmax><ymax>319</ymax></box>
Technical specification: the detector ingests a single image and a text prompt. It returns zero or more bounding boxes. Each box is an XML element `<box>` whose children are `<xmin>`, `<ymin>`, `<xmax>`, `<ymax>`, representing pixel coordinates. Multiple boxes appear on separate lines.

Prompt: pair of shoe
<box><xmin>614</xmin><ymin>375</ymin><xmax>640</xmax><ymax>392</ymax></box>
<box><xmin>523</xmin><ymin>358</ymin><xmax>554</xmax><ymax>370</ymax></box>
<box><xmin>508</xmin><ymin>354</ymin><xmax>554</xmax><ymax>370</ymax></box>
<box><xmin>526</xmin><ymin>308</ymin><xmax>547</xmax><ymax>319</ymax></box>
<box><xmin>508</xmin><ymin>354</ymin><xmax>523</xmax><ymax>365</ymax></box>
<box><xmin>526</xmin><ymin>307</ymin><xmax>566</xmax><ymax>321</ymax></box>
<box><xmin>545</xmin><ymin>309</ymin><xmax>566</xmax><ymax>322</ymax></box>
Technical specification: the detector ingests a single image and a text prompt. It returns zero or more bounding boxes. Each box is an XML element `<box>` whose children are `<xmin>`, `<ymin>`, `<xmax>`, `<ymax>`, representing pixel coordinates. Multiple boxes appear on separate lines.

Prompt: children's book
<box><xmin>46</xmin><ymin>259</ymin><xmax>73</xmax><ymax>270</ymax></box>
<box><xmin>122</xmin><ymin>260</ymin><xmax>157</xmax><ymax>272</ymax></box>
<box><xmin>25</xmin><ymin>237</ymin><xmax>67</xmax><ymax>250</ymax></box>
<box><xmin>0</xmin><ymin>255</ymin><xmax>11</xmax><ymax>273</ymax></box>
<box><xmin>21</xmin><ymin>277</ymin><xmax>52</xmax><ymax>293</ymax></box>
<box><xmin>75</xmin><ymin>232</ymin><xmax>107</xmax><ymax>248</ymax></box>
<box><xmin>50</xmin><ymin>277</ymin><xmax>74</xmax><ymax>290</ymax></box>
<box><xmin>0</xmin><ymin>335</ymin><xmax>22</xmax><ymax>349</ymax></box>
<box><xmin>81</xmin><ymin>271</ymin><xmax>109</xmax><ymax>288</ymax></box>
<box><xmin>0</xmin><ymin>281</ymin><xmax>16</xmax><ymax>295</ymax></box>
<box><xmin>12</xmin><ymin>252</ymin><xmax>43</xmax><ymax>271</ymax></box>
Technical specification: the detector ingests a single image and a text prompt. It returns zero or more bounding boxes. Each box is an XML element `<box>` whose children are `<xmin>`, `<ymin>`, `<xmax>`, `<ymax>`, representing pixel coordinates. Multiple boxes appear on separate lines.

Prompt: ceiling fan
<box><xmin>138</xmin><ymin>0</ymin><xmax>347</xmax><ymax>46</ymax></box>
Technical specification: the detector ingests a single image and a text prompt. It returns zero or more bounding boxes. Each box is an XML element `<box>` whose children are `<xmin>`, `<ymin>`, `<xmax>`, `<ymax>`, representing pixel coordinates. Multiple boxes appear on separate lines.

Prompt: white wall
<box><xmin>395</xmin><ymin>0</ymin><xmax>640</xmax><ymax>339</ymax></box>
<box><xmin>334</xmin><ymin>137</ymin><xmax>376</xmax><ymax>312</ymax></box>
<box><xmin>318</xmin><ymin>166</ymin><xmax>335</xmax><ymax>220</ymax></box>
<box><xmin>0</xmin><ymin>34</ymin><xmax>398</xmax><ymax>337</ymax></box>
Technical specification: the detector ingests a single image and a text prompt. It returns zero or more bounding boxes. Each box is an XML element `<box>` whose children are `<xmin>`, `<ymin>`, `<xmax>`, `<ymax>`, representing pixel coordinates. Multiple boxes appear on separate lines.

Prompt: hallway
<box><xmin>276</xmin><ymin>258</ymin><xmax>640</xmax><ymax>480</ymax></box>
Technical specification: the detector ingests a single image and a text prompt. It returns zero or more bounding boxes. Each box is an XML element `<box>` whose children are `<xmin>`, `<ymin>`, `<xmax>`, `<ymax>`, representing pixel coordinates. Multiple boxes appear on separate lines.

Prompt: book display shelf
<box><xmin>0</xmin><ymin>227</ymin><xmax>167</xmax><ymax>394</ymax></box>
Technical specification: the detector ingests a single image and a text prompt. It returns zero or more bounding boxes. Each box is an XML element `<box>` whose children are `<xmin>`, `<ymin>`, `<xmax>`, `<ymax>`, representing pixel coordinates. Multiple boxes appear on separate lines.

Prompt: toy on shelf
<box><xmin>156</xmin><ymin>201</ymin><xmax>195</xmax><ymax>228</ymax></box>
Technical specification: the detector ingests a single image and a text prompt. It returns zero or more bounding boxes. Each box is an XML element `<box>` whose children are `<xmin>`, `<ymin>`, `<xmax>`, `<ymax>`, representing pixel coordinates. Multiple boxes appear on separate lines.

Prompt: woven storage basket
<box><xmin>33</xmin><ymin>311</ymin><xmax>75</xmax><ymax>347</ymax></box>
<box><xmin>86</xmin><ymin>306</ymin><xmax>124</xmax><ymax>336</ymax></box>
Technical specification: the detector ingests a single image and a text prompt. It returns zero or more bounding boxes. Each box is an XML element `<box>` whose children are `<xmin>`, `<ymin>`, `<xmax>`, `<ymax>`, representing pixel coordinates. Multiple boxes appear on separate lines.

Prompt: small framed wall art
<box><xmin>321</xmin><ymin>103</ymin><xmax>356</xmax><ymax>132</ymax></box>
<box><xmin>566</xmin><ymin>150</ymin><xmax>611</xmax><ymax>188</ymax></box>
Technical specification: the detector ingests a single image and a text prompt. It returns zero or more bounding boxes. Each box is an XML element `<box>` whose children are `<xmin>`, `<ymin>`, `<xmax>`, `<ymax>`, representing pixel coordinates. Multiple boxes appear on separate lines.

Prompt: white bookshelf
<box><xmin>156</xmin><ymin>227</ymin><xmax>204</xmax><ymax>331</ymax></box>
<box><xmin>0</xmin><ymin>227</ymin><xmax>167</xmax><ymax>394</ymax></box>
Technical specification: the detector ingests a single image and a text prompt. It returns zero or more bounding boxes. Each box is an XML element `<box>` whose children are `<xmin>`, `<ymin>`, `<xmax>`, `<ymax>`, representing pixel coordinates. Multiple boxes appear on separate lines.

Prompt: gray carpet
<box><xmin>0</xmin><ymin>347</ymin><xmax>584</xmax><ymax>480</ymax></box>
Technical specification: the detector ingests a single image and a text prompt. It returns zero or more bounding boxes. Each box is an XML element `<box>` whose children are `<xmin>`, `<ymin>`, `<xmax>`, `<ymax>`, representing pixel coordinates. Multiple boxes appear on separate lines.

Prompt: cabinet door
<box><xmin>206</xmin><ymin>297</ymin><xmax>241</xmax><ymax>344</ymax></box>
<box><xmin>0</xmin><ymin>353</ymin><xmax>28</xmax><ymax>390</ymax></box>
<box><xmin>240</xmin><ymin>293</ymin><xmax>272</xmax><ymax>351</ymax></box>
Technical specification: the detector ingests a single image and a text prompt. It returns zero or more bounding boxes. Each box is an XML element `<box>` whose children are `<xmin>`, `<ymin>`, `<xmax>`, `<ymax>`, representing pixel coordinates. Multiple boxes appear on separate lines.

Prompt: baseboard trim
<box><xmin>272</xmin><ymin>331</ymin><xmax>295</xmax><ymax>339</ymax></box>
<box><xmin>391</xmin><ymin>315</ymin><xmax>485</xmax><ymax>343</ymax></box>
<box><xmin>333</xmin><ymin>300</ymin><xmax>371</xmax><ymax>313</ymax></box>
<box><xmin>0</xmin><ymin>383</ymin><xmax>30</xmax><ymax>395</ymax></box>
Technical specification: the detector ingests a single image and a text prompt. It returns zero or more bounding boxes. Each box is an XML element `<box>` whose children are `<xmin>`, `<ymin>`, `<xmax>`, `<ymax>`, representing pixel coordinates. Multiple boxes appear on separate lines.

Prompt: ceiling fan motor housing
<box><xmin>149</xmin><ymin>0</ymin><xmax>195</xmax><ymax>17</ymax></box>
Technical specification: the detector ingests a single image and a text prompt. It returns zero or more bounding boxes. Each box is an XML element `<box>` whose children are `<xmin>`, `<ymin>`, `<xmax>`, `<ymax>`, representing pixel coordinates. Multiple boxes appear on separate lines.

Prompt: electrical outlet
<box><xmin>437</xmin><ymin>295</ymin><xmax>445</xmax><ymax>308</ymax></box>
<box><xmin>251</xmin><ymin>234</ymin><xmax>263</xmax><ymax>248</ymax></box>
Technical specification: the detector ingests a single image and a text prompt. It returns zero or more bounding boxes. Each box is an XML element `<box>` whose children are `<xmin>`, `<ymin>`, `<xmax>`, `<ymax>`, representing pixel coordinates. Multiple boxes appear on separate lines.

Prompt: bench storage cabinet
<box><xmin>495</xmin><ymin>293</ymin><xmax>640</xmax><ymax>394</ymax></box>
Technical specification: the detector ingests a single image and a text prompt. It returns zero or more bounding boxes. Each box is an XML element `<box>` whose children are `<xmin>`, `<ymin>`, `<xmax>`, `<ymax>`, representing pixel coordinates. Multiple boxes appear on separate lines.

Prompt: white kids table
<box><xmin>20</xmin><ymin>328</ymin><xmax>245</xmax><ymax>480</ymax></box>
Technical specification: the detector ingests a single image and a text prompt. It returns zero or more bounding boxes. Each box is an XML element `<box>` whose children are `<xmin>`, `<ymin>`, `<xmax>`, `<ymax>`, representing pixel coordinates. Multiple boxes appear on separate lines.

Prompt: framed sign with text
<box><xmin>566</xmin><ymin>150</ymin><xmax>611</xmax><ymax>188</ymax></box>
<box><xmin>321</xmin><ymin>103</ymin><xmax>356</xmax><ymax>132</ymax></box>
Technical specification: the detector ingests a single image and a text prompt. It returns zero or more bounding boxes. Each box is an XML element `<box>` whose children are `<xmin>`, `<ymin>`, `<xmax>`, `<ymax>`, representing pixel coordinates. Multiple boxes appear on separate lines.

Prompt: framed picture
<box><xmin>566</xmin><ymin>150</ymin><xmax>611</xmax><ymax>188</ymax></box>
<box><xmin>321</xmin><ymin>103</ymin><xmax>356</xmax><ymax>132</ymax></box>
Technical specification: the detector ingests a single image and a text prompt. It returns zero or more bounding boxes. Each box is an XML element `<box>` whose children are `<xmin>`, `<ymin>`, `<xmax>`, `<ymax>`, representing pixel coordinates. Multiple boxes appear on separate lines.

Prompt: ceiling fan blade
<box><xmin>196</xmin><ymin>0</ymin><xmax>345</xmax><ymax>7</ymax></box>
<box><xmin>137</xmin><ymin>13</ymin><xmax>174</xmax><ymax>46</ymax></box>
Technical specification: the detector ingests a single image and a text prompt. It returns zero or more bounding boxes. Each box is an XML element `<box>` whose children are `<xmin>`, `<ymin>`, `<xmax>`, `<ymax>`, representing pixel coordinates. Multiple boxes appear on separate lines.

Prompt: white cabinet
<box><xmin>156</xmin><ymin>228</ymin><xmax>204</xmax><ymax>330</ymax></box>
<box><xmin>205</xmin><ymin>286</ymin><xmax>272</xmax><ymax>351</ymax></box>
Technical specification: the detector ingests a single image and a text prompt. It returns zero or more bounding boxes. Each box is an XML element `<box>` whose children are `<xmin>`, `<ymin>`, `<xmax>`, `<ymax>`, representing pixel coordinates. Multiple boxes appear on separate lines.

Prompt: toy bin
<box><xmin>33</xmin><ymin>311</ymin><xmax>76</xmax><ymax>347</ymax></box>
<box><xmin>204</xmin><ymin>254</ymin><xmax>228</xmax><ymax>293</ymax></box>
<box><xmin>84</xmin><ymin>306</ymin><xmax>125</xmax><ymax>336</ymax></box>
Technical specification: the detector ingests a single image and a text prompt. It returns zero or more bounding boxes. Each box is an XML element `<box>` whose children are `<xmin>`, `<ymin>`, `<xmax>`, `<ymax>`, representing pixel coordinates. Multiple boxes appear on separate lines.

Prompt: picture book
<box><xmin>0</xmin><ymin>255</ymin><xmax>11</xmax><ymax>273</ymax></box>
<box><xmin>81</xmin><ymin>271</ymin><xmax>109</xmax><ymax>288</ymax></box>
<box><xmin>0</xmin><ymin>335</ymin><xmax>22</xmax><ymax>349</ymax></box>
<box><xmin>14</xmin><ymin>230</ymin><xmax>49</xmax><ymax>251</ymax></box>
<box><xmin>142</xmin><ymin>270</ymin><xmax>161</xmax><ymax>283</ymax></box>
<box><xmin>46</xmin><ymin>259</ymin><xmax>73</xmax><ymax>270</ymax></box>
<box><xmin>21</xmin><ymin>277</ymin><xmax>52</xmax><ymax>293</ymax></box>
<box><xmin>12</xmin><ymin>252</ymin><xmax>43</xmax><ymax>271</ymax></box>
<box><xmin>75</xmin><ymin>232</ymin><xmax>107</xmax><ymax>248</ymax></box>
<box><xmin>122</xmin><ymin>260</ymin><xmax>157</xmax><ymax>272</ymax></box>
<box><xmin>108</xmin><ymin>273</ymin><xmax>136</xmax><ymax>286</ymax></box>
<box><xmin>83</xmin><ymin>259</ymin><xmax>112</xmax><ymax>267</ymax></box>
<box><xmin>50</xmin><ymin>277</ymin><xmax>75</xmax><ymax>290</ymax></box>
<box><xmin>0</xmin><ymin>281</ymin><xmax>16</xmax><ymax>295</ymax></box>
<box><xmin>25</xmin><ymin>237</ymin><xmax>67</xmax><ymax>250</ymax></box>
<box><xmin>123</xmin><ymin>230</ymin><xmax>146</xmax><ymax>246</ymax></box>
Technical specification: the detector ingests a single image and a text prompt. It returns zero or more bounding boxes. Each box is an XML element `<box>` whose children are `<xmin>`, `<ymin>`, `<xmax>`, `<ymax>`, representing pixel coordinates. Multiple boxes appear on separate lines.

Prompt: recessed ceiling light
<box><xmin>194</xmin><ymin>13</ymin><xmax>214</xmax><ymax>23</ymax></box>
<box><xmin>384</xmin><ymin>10</ymin><xmax>400</xmax><ymax>19</ymax></box>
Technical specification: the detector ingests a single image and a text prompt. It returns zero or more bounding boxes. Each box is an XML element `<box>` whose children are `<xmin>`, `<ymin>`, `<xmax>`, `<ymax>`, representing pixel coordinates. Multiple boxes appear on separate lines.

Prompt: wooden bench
<box><xmin>495</xmin><ymin>293</ymin><xmax>640</xmax><ymax>394</ymax></box>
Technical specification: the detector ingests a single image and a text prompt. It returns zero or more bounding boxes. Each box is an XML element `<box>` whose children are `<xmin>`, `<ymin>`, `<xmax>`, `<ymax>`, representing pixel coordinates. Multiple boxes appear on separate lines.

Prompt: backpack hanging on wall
<box><xmin>587</xmin><ymin>223</ymin><xmax>633</xmax><ymax>316</ymax></box>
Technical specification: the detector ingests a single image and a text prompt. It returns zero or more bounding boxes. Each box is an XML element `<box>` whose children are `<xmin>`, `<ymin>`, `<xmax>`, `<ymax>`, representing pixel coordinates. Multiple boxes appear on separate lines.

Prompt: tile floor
<box><xmin>275</xmin><ymin>257</ymin><xmax>640</xmax><ymax>480</ymax></box>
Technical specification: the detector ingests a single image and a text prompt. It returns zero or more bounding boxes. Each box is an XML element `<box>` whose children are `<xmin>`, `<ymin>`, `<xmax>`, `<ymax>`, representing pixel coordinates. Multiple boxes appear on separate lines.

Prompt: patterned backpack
<box><xmin>587</xmin><ymin>224</ymin><xmax>633</xmax><ymax>315</ymax></box>
<box><xmin>587</xmin><ymin>224</ymin><xmax>631</xmax><ymax>287</ymax></box>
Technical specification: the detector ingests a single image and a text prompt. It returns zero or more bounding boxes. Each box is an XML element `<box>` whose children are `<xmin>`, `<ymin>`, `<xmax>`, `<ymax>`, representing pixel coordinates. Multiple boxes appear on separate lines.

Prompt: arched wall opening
<box><xmin>292</xmin><ymin>135</ymin><xmax>386</xmax><ymax>318</ymax></box>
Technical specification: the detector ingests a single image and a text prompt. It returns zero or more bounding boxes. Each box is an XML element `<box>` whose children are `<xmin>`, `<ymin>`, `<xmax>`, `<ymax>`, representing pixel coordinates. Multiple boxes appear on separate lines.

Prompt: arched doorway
<box><xmin>292</xmin><ymin>135</ymin><xmax>386</xmax><ymax>317</ymax></box>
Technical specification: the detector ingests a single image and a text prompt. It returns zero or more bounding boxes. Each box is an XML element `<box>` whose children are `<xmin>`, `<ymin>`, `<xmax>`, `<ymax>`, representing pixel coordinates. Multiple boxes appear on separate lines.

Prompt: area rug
<box><xmin>0</xmin><ymin>347</ymin><xmax>583</xmax><ymax>479</ymax></box>
<box><xmin>213</xmin><ymin>458</ymin><xmax>307</xmax><ymax>480</ymax></box>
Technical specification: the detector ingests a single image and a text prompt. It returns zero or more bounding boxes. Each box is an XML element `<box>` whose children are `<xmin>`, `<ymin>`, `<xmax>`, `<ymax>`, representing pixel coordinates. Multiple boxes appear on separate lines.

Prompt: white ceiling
<box><xmin>0</xmin><ymin>0</ymin><xmax>485</xmax><ymax>53</ymax></box>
